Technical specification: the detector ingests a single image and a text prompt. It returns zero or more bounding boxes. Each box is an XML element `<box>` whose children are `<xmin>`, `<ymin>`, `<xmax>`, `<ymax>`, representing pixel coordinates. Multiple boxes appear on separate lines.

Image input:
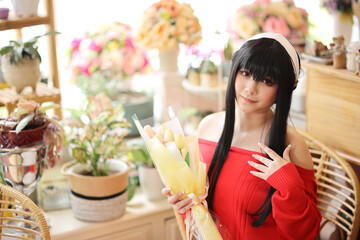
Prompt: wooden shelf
<box><xmin>302</xmin><ymin>61</ymin><xmax>360</xmax><ymax>84</ymax></box>
<box><xmin>0</xmin><ymin>16</ymin><xmax>51</xmax><ymax>31</ymax></box>
<box><xmin>0</xmin><ymin>0</ymin><xmax>61</xmax><ymax>118</ymax></box>
<box><xmin>0</xmin><ymin>83</ymin><xmax>62</xmax><ymax>118</ymax></box>
<box><xmin>304</xmin><ymin>61</ymin><xmax>360</xmax><ymax>165</ymax></box>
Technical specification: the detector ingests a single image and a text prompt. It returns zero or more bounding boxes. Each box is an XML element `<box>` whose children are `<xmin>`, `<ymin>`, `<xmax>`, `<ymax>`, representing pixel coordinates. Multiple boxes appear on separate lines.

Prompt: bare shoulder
<box><xmin>287</xmin><ymin>126</ymin><xmax>314</xmax><ymax>170</ymax></box>
<box><xmin>197</xmin><ymin>111</ymin><xmax>225</xmax><ymax>142</ymax></box>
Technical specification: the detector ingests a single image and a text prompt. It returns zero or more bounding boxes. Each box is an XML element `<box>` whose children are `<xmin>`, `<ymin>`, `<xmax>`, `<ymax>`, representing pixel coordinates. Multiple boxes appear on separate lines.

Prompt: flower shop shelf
<box><xmin>0</xmin><ymin>83</ymin><xmax>62</xmax><ymax>118</ymax></box>
<box><xmin>302</xmin><ymin>61</ymin><xmax>360</xmax><ymax>166</ymax></box>
<box><xmin>46</xmin><ymin>188</ymin><xmax>182</xmax><ymax>240</ymax></box>
<box><xmin>0</xmin><ymin>16</ymin><xmax>51</xmax><ymax>31</ymax></box>
<box><xmin>0</xmin><ymin>0</ymin><xmax>61</xmax><ymax>118</ymax></box>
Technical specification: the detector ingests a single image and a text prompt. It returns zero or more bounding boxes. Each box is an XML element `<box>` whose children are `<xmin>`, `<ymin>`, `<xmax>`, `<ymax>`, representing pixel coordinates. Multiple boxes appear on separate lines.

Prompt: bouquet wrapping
<box><xmin>133</xmin><ymin>110</ymin><xmax>222</xmax><ymax>240</ymax></box>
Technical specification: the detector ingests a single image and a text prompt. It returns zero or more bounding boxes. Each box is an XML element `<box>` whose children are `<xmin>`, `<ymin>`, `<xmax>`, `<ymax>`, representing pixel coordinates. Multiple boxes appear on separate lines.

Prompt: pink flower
<box><xmin>298</xmin><ymin>8</ymin><xmax>308</xmax><ymax>17</ymax></box>
<box><xmin>263</xmin><ymin>16</ymin><xmax>290</xmax><ymax>38</ymax></box>
<box><xmin>89</xmin><ymin>40</ymin><xmax>102</xmax><ymax>52</ymax></box>
<box><xmin>80</xmin><ymin>65</ymin><xmax>90</xmax><ymax>76</ymax></box>
<box><xmin>125</xmin><ymin>37</ymin><xmax>135</xmax><ymax>49</ymax></box>
<box><xmin>71</xmin><ymin>38</ymin><xmax>82</xmax><ymax>51</ymax></box>
<box><xmin>246</xmin><ymin>10</ymin><xmax>257</xmax><ymax>18</ymax></box>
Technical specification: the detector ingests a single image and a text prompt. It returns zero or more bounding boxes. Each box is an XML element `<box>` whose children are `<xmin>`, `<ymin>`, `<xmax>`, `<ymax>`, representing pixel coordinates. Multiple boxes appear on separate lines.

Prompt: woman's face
<box><xmin>235</xmin><ymin>69</ymin><xmax>278</xmax><ymax>114</ymax></box>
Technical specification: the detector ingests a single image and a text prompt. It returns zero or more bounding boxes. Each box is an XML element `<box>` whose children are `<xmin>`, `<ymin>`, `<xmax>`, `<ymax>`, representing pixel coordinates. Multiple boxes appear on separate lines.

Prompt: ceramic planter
<box><xmin>61</xmin><ymin>159</ymin><xmax>133</xmax><ymax>222</ymax></box>
<box><xmin>1</xmin><ymin>55</ymin><xmax>40</xmax><ymax>93</ymax></box>
<box><xmin>120</xmin><ymin>92</ymin><xmax>154</xmax><ymax>137</ymax></box>
<box><xmin>11</xmin><ymin>0</ymin><xmax>39</xmax><ymax>18</ymax></box>
<box><xmin>200</xmin><ymin>73</ymin><xmax>218</xmax><ymax>87</ymax></box>
<box><xmin>138</xmin><ymin>165</ymin><xmax>165</xmax><ymax>200</ymax></box>
<box><xmin>0</xmin><ymin>124</ymin><xmax>47</xmax><ymax>148</ymax></box>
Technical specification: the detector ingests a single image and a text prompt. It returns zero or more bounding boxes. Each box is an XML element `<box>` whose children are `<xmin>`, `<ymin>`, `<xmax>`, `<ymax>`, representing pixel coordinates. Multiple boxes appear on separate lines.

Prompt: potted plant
<box><xmin>0</xmin><ymin>32</ymin><xmax>57</xmax><ymax>93</ymax></box>
<box><xmin>67</xmin><ymin>22</ymin><xmax>154</xmax><ymax>136</ymax></box>
<box><xmin>200</xmin><ymin>57</ymin><xmax>218</xmax><ymax>87</ymax></box>
<box><xmin>61</xmin><ymin>93</ymin><xmax>134</xmax><ymax>222</ymax></box>
<box><xmin>11</xmin><ymin>0</ymin><xmax>40</xmax><ymax>18</ymax></box>
<box><xmin>0</xmin><ymin>99</ymin><xmax>64</xmax><ymax>168</ymax></box>
<box><xmin>127</xmin><ymin>139</ymin><xmax>165</xmax><ymax>200</ymax></box>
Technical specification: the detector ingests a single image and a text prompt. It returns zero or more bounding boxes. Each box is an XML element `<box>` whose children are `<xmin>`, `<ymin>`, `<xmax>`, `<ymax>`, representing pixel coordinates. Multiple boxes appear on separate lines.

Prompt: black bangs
<box><xmin>235</xmin><ymin>38</ymin><xmax>295</xmax><ymax>85</ymax></box>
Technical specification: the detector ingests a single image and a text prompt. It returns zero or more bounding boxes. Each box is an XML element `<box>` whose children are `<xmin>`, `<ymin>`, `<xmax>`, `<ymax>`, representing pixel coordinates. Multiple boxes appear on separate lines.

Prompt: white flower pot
<box><xmin>11</xmin><ymin>0</ymin><xmax>39</xmax><ymax>18</ymax></box>
<box><xmin>138</xmin><ymin>165</ymin><xmax>165</xmax><ymax>200</ymax></box>
<box><xmin>1</xmin><ymin>55</ymin><xmax>40</xmax><ymax>93</ymax></box>
<box><xmin>158</xmin><ymin>47</ymin><xmax>179</xmax><ymax>73</ymax></box>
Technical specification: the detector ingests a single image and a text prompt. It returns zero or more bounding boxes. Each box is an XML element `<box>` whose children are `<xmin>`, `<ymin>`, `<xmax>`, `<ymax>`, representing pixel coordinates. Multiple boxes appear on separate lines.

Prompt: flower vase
<box><xmin>158</xmin><ymin>47</ymin><xmax>179</xmax><ymax>73</ymax></box>
<box><xmin>352</xmin><ymin>0</ymin><xmax>360</xmax><ymax>41</ymax></box>
<box><xmin>333</xmin><ymin>12</ymin><xmax>353</xmax><ymax>45</ymax></box>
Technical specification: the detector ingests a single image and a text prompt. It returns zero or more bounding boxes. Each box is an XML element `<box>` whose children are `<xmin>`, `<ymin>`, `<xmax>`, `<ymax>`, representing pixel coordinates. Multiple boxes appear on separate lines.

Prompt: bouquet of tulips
<box><xmin>133</xmin><ymin>109</ymin><xmax>222</xmax><ymax>240</ymax></box>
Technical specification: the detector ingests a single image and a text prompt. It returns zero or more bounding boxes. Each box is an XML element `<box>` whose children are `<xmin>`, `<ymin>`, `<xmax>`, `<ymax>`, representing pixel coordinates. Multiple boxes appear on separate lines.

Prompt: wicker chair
<box><xmin>0</xmin><ymin>183</ymin><xmax>50</xmax><ymax>240</ymax></box>
<box><xmin>298</xmin><ymin>129</ymin><xmax>360</xmax><ymax>240</ymax></box>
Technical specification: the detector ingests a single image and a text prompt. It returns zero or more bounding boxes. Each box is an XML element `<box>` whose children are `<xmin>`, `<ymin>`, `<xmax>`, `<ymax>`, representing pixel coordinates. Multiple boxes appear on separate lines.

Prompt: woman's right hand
<box><xmin>162</xmin><ymin>187</ymin><xmax>193</xmax><ymax>214</ymax></box>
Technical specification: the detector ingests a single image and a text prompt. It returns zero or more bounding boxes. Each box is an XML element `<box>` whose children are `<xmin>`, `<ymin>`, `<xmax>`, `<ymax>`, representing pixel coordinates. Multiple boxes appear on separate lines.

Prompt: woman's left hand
<box><xmin>248</xmin><ymin>142</ymin><xmax>291</xmax><ymax>180</ymax></box>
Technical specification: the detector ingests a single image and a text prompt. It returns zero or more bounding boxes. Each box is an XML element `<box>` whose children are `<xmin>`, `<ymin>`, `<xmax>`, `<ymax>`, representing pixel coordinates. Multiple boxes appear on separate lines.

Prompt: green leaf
<box><xmin>0</xmin><ymin>46</ymin><xmax>13</xmax><ymax>56</ymax></box>
<box><xmin>9</xmin><ymin>40</ymin><xmax>21</xmax><ymax>47</ymax></box>
<box><xmin>184</xmin><ymin>152</ymin><xmax>190</xmax><ymax>167</ymax></box>
<box><xmin>39</xmin><ymin>103</ymin><xmax>59</xmax><ymax>113</ymax></box>
<box><xmin>72</xmin><ymin>147</ymin><xmax>88</xmax><ymax>164</ymax></box>
<box><xmin>127</xmin><ymin>176</ymin><xmax>138</xmax><ymax>201</ymax></box>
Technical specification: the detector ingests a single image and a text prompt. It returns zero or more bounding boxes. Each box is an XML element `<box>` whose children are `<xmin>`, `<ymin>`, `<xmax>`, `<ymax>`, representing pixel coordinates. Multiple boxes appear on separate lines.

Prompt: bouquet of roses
<box><xmin>133</xmin><ymin>109</ymin><xmax>222</xmax><ymax>240</ymax></box>
<box><xmin>227</xmin><ymin>0</ymin><xmax>309</xmax><ymax>43</ymax></box>
<box><xmin>137</xmin><ymin>0</ymin><xmax>202</xmax><ymax>50</ymax></box>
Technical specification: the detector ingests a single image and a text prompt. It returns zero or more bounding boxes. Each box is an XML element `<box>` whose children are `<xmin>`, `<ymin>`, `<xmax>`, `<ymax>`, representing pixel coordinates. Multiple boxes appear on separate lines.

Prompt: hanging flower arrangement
<box><xmin>227</xmin><ymin>0</ymin><xmax>309</xmax><ymax>42</ymax></box>
<box><xmin>137</xmin><ymin>0</ymin><xmax>202</xmax><ymax>50</ymax></box>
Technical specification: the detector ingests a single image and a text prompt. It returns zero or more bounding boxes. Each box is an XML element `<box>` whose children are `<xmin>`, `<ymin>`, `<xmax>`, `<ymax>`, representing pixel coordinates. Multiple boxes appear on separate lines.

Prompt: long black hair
<box><xmin>206</xmin><ymin>38</ymin><xmax>300</xmax><ymax>227</ymax></box>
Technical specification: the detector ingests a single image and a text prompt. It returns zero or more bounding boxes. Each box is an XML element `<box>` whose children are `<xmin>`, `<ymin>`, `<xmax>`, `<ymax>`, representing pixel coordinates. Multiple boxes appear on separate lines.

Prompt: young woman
<box><xmin>163</xmin><ymin>33</ymin><xmax>322</xmax><ymax>239</ymax></box>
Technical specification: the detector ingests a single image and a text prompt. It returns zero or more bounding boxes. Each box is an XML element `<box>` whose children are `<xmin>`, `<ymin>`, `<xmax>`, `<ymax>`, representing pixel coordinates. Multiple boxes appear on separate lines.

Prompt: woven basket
<box><xmin>61</xmin><ymin>159</ymin><xmax>134</xmax><ymax>221</ymax></box>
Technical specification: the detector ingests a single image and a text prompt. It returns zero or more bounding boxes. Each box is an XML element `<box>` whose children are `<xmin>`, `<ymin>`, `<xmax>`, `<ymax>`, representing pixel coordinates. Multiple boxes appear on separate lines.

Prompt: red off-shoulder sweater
<box><xmin>199</xmin><ymin>138</ymin><xmax>321</xmax><ymax>240</ymax></box>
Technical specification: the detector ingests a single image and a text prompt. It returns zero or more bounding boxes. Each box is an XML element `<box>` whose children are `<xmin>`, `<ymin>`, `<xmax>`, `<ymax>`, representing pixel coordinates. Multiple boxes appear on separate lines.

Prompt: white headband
<box><xmin>247</xmin><ymin>33</ymin><xmax>299</xmax><ymax>79</ymax></box>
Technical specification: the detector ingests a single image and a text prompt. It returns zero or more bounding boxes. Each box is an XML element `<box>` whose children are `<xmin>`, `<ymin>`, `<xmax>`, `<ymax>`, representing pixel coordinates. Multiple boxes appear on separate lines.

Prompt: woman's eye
<box><xmin>262</xmin><ymin>78</ymin><xmax>275</xmax><ymax>86</ymax></box>
<box><xmin>239</xmin><ymin>70</ymin><xmax>250</xmax><ymax>77</ymax></box>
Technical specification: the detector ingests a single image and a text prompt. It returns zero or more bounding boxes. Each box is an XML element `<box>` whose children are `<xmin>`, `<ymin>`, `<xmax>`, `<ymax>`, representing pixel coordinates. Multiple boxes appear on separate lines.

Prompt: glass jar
<box><xmin>346</xmin><ymin>42</ymin><xmax>360</xmax><ymax>71</ymax></box>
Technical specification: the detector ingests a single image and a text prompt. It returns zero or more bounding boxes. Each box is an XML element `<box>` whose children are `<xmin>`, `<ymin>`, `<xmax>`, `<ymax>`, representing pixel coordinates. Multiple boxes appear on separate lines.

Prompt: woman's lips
<box><xmin>241</xmin><ymin>96</ymin><xmax>256</xmax><ymax>103</ymax></box>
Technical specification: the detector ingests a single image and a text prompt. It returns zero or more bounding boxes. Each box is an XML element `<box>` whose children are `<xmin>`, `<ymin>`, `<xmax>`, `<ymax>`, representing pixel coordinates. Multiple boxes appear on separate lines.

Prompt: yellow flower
<box><xmin>137</xmin><ymin>0</ymin><xmax>201</xmax><ymax>50</ymax></box>
<box><xmin>107</xmin><ymin>41</ymin><xmax>120</xmax><ymax>50</ymax></box>
<box><xmin>265</xmin><ymin>2</ymin><xmax>288</xmax><ymax>18</ymax></box>
<box><xmin>231</xmin><ymin>15</ymin><xmax>258</xmax><ymax>40</ymax></box>
<box><xmin>286</xmin><ymin>7</ymin><xmax>303</xmax><ymax>29</ymax></box>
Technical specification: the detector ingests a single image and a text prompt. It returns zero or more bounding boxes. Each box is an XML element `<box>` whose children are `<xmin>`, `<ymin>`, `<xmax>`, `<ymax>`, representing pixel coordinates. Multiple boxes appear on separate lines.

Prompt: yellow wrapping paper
<box><xmin>133</xmin><ymin>114</ymin><xmax>222</xmax><ymax>240</ymax></box>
